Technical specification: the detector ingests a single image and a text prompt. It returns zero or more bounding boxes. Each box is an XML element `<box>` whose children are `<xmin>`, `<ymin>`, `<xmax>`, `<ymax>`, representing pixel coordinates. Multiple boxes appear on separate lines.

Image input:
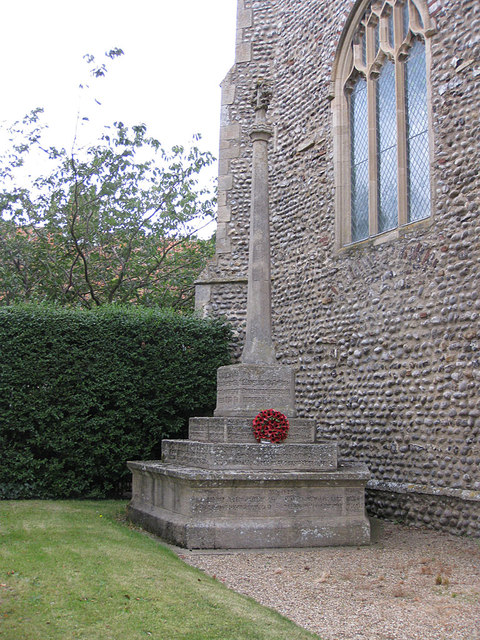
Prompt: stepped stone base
<box><xmin>189</xmin><ymin>416</ymin><xmax>316</xmax><ymax>443</ymax></box>
<box><xmin>162</xmin><ymin>439</ymin><xmax>337</xmax><ymax>471</ymax></box>
<box><xmin>127</xmin><ymin>462</ymin><xmax>371</xmax><ymax>549</ymax></box>
<box><xmin>128</xmin><ymin>365</ymin><xmax>371</xmax><ymax>548</ymax></box>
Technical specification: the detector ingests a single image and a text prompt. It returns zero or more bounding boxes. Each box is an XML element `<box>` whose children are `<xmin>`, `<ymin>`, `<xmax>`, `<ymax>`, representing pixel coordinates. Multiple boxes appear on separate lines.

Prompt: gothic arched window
<box><xmin>332</xmin><ymin>0</ymin><xmax>435</xmax><ymax>248</ymax></box>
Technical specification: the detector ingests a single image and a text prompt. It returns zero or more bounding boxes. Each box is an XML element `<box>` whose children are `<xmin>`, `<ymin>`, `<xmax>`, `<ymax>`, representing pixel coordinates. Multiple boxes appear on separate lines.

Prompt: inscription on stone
<box><xmin>345</xmin><ymin>488</ymin><xmax>364</xmax><ymax>515</ymax></box>
<box><xmin>215</xmin><ymin>364</ymin><xmax>297</xmax><ymax>417</ymax></box>
<box><xmin>162</xmin><ymin>440</ymin><xmax>337</xmax><ymax>471</ymax></box>
<box><xmin>190</xmin><ymin>488</ymin><xmax>345</xmax><ymax>517</ymax></box>
<box><xmin>189</xmin><ymin>417</ymin><xmax>316</xmax><ymax>444</ymax></box>
<box><xmin>218</xmin><ymin>393</ymin><xmax>236</xmax><ymax>405</ymax></box>
<box><xmin>127</xmin><ymin>460</ymin><xmax>371</xmax><ymax>547</ymax></box>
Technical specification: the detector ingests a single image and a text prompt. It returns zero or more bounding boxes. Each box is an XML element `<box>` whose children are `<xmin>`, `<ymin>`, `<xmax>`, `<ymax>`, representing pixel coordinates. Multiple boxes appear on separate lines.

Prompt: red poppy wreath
<box><xmin>252</xmin><ymin>409</ymin><xmax>289</xmax><ymax>443</ymax></box>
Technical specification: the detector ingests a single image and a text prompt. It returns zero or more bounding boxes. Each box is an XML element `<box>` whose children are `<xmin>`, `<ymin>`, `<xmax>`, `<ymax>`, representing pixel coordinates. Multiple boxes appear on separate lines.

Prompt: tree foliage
<box><xmin>0</xmin><ymin>51</ymin><xmax>216</xmax><ymax>309</ymax></box>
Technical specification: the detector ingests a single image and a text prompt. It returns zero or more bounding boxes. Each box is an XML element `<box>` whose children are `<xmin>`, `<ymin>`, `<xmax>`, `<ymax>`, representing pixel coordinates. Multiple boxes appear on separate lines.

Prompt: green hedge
<box><xmin>0</xmin><ymin>305</ymin><xmax>231</xmax><ymax>499</ymax></box>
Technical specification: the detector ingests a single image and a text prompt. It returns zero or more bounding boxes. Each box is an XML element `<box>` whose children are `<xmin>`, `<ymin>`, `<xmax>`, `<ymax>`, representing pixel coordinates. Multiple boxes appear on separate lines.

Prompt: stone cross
<box><xmin>213</xmin><ymin>78</ymin><xmax>296</xmax><ymax>419</ymax></box>
<box><xmin>241</xmin><ymin>79</ymin><xmax>275</xmax><ymax>365</ymax></box>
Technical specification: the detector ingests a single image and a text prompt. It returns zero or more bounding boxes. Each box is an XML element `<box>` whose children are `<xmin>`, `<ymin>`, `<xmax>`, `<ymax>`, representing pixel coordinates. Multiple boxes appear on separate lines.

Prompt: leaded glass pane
<box><xmin>377</xmin><ymin>61</ymin><xmax>398</xmax><ymax>233</ymax></box>
<box><xmin>362</xmin><ymin>31</ymin><xmax>367</xmax><ymax>65</ymax></box>
<box><xmin>375</xmin><ymin>21</ymin><xmax>380</xmax><ymax>55</ymax></box>
<box><xmin>406</xmin><ymin>38</ymin><xmax>430</xmax><ymax>221</ymax></box>
<box><xmin>406</xmin><ymin>39</ymin><xmax>428</xmax><ymax>136</ymax></box>
<box><xmin>352</xmin><ymin>161</ymin><xmax>369</xmax><ymax>241</ymax></box>
<box><xmin>412</xmin><ymin>2</ymin><xmax>424</xmax><ymax>28</ymax></box>
<box><xmin>388</xmin><ymin>11</ymin><xmax>395</xmax><ymax>47</ymax></box>
<box><xmin>350</xmin><ymin>77</ymin><xmax>369</xmax><ymax>242</ymax></box>
<box><xmin>407</xmin><ymin>132</ymin><xmax>430</xmax><ymax>221</ymax></box>
<box><xmin>403</xmin><ymin>2</ymin><xmax>409</xmax><ymax>38</ymax></box>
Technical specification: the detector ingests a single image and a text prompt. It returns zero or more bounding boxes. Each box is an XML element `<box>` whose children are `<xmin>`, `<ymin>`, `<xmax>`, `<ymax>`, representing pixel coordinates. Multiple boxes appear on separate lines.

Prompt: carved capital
<box><xmin>249</xmin><ymin>124</ymin><xmax>273</xmax><ymax>142</ymax></box>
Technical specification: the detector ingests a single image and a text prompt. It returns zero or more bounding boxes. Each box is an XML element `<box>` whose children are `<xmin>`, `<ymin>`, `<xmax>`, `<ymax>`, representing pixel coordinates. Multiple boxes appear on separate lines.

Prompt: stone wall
<box><xmin>195</xmin><ymin>0</ymin><xmax>480</xmax><ymax>535</ymax></box>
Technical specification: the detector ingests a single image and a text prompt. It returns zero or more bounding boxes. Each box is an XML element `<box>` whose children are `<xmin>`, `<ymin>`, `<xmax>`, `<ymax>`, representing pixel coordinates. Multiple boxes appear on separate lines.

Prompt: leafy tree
<box><xmin>0</xmin><ymin>51</ymin><xmax>216</xmax><ymax>309</ymax></box>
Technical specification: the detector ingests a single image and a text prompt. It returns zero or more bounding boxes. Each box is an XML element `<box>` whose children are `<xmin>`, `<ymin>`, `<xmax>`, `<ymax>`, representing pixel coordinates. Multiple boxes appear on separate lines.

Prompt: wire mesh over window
<box><xmin>406</xmin><ymin>39</ymin><xmax>430</xmax><ymax>222</ymax></box>
<box><xmin>377</xmin><ymin>61</ymin><xmax>398</xmax><ymax>233</ymax></box>
<box><xmin>350</xmin><ymin>77</ymin><xmax>369</xmax><ymax>242</ymax></box>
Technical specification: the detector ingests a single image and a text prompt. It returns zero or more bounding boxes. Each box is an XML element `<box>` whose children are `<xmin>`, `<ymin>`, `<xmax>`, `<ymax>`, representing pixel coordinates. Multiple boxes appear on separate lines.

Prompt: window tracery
<box><xmin>333</xmin><ymin>0</ymin><xmax>434</xmax><ymax>247</ymax></box>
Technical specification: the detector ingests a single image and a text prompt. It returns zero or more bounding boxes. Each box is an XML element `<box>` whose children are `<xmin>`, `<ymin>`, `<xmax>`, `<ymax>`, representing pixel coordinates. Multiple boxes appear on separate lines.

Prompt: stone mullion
<box><xmin>337</xmin><ymin>47</ymin><xmax>354</xmax><ymax>248</ymax></box>
<box><xmin>394</xmin><ymin>4</ymin><xmax>409</xmax><ymax>227</ymax></box>
<box><xmin>343</xmin><ymin>44</ymin><xmax>360</xmax><ymax>247</ymax></box>
<box><xmin>342</xmin><ymin>34</ymin><xmax>367</xmax><ymax>247</ymax></box>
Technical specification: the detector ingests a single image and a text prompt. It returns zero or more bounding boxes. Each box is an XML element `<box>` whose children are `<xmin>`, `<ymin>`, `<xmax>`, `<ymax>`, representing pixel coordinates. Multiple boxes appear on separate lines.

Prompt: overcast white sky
<box><xmin>0</xmin><ymin>0</ymin><xmax>237</xmax><ymax>235</ymax></box>
<box><xmin>1</xmin><ymin>0</ymin><xmax>237</xmax><ymax>148</ymax></box>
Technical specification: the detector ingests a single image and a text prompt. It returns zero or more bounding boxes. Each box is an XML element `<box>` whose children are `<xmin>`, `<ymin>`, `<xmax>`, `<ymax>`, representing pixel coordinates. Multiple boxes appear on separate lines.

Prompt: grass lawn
<box><xmin>0</xmin><ymin>501</ymin><xmax>319</xmax><ymax>640</ymax></box>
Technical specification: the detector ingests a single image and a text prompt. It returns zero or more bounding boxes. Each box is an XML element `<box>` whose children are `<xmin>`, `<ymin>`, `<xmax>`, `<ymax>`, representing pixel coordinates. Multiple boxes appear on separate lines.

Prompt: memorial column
<box><xmin>241</xmin><ymin>80</ymin><xmax>275</xmax><ymax>365</ymax></box>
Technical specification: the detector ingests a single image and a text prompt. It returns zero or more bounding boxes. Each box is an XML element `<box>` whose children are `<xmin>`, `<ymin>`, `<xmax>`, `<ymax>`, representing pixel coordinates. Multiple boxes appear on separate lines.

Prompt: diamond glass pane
<box><xmin>389</xmin><ymin>11</ymin><xmax>395</xmax><ymax>47</ymax></box>
<box><xmin>362</xmin><ymin>31</ymin><xmax>367</xmax><ymax>64</ymax></box>
<box><xmin>407</xmin><ymin>132</ymin><xmax>430</xmax><ymax>221</ymax></box>
<box><xmin>406</xmin><ymin>39</ymin><xmax>430</xmax><ymax>221</ymax></box>
<box><xmin>413</xmin><ymin>2</ymin><xmax>424</xmax><ymax>28</ymax></box>
<box><xmin>403</xmin><ymin>2</ymin><xmax>409</xmax><ymax>38</ymax></box>
<box><xmin>377</xmin><ymin>61</ymin><xmax>398</xmax><ymax>232</ymax></box>
<box><xmin>378</xmin><ymin>146</ymin><xmax>398</xmax><ymax>232</ymax></box>
<box><xmin>351</xmin><ymin>78</ymin><xmax>368</xmax><ymax>163</ymax></box>
<box><xmin>375</xmin><ymin>22</ymin><xmax>380</xmax><ymax>55</ymax></box>
<box><xmin>352</xmin><ymin>161</ymin><xmax>369</xmax><ymax>241</ymax></box>
<box><xmin>350</xmin><ymin>77</ymin><xmax>369</xmax><ymax>241</ymax></box>
<box><xmin>406</xmin><ymin>39</ymin><xmax>428</xmax><ymax>136</ymax></box>
<box><xmin>377</xmin><ymin>62</ymin><xmax>397</xmax><ymax>152</ymax></box>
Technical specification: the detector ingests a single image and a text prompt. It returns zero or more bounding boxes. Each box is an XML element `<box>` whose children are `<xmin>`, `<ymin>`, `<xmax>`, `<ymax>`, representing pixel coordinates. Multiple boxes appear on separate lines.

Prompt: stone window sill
<box><xmin>335</xmin><ymin>216</ymin><xmax>433</xmax><ymax>256</ymax></box>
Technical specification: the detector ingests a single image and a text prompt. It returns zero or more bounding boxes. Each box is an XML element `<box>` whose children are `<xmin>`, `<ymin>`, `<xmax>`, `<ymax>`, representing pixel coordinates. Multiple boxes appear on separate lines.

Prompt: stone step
<box><xmin>189</xmin><ymin>416</ymin><xmax>316</xmax><ymax>443</ymax></box>
<box><xmin>127</xmin><ymin>460</ymin><xmax>371</xmax><ymax>549</ymax></box>
<box><xmin>161</xmin><ymin>439</ymin><xmax>337</xmax><ymax>471</ymax></box>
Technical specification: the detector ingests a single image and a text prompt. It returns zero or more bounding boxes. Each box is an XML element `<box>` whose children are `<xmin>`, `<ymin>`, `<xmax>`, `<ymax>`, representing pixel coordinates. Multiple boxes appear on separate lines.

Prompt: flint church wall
<box><xmin>195</xmin><ymin>0</ymin><xmax>480</xmax><ymax>536</ymax></box>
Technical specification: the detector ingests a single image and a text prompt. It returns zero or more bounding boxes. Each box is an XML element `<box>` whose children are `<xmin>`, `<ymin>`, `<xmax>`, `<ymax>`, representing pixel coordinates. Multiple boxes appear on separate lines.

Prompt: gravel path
<box><xmin>179</xmin><ymin>519</ymin><xmax>480</xmax><ymax>640</ymax></box>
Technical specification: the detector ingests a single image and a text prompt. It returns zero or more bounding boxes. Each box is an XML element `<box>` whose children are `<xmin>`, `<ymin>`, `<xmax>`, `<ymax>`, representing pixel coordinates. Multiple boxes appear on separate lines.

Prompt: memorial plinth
<box><xmin>127</xmin><ymin>413</ymin><xmax>371</xmax><ymax>548</ymax></box>
<box><xmin>127</xmin><ymin>79</ymin><xmax>370</xmax><ymax>548</ymax></box>
<box><xmin>161</xmin><ymin>439</ymin><xmax>338</xmax><ymax>471</ymax></box>
<box><xmin>214</xmin><ymin>364</ymin><xmax>297</xmax><ymax>418</ymax></box>
<box><xmin>127</xmin><ymin>461</ymin><xmax>370</xmax><ymax>549</ymax></box>
<box><xmin>189</xmin><ymin>416</ymin><xmax>315</xmax><ymax>443</ymax></box>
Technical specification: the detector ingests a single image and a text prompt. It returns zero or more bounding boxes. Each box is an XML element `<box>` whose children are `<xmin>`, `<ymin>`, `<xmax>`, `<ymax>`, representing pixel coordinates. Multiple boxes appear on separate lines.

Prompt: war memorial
<box><xmin>127</xmin><ymin>80</ymin><xmax>370</xmax><ymax>548</ymax></box>
<box><xmin>129</xmin><ymin>0</ymin><xmax>479</xmax><ymax>540</ymax></box>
